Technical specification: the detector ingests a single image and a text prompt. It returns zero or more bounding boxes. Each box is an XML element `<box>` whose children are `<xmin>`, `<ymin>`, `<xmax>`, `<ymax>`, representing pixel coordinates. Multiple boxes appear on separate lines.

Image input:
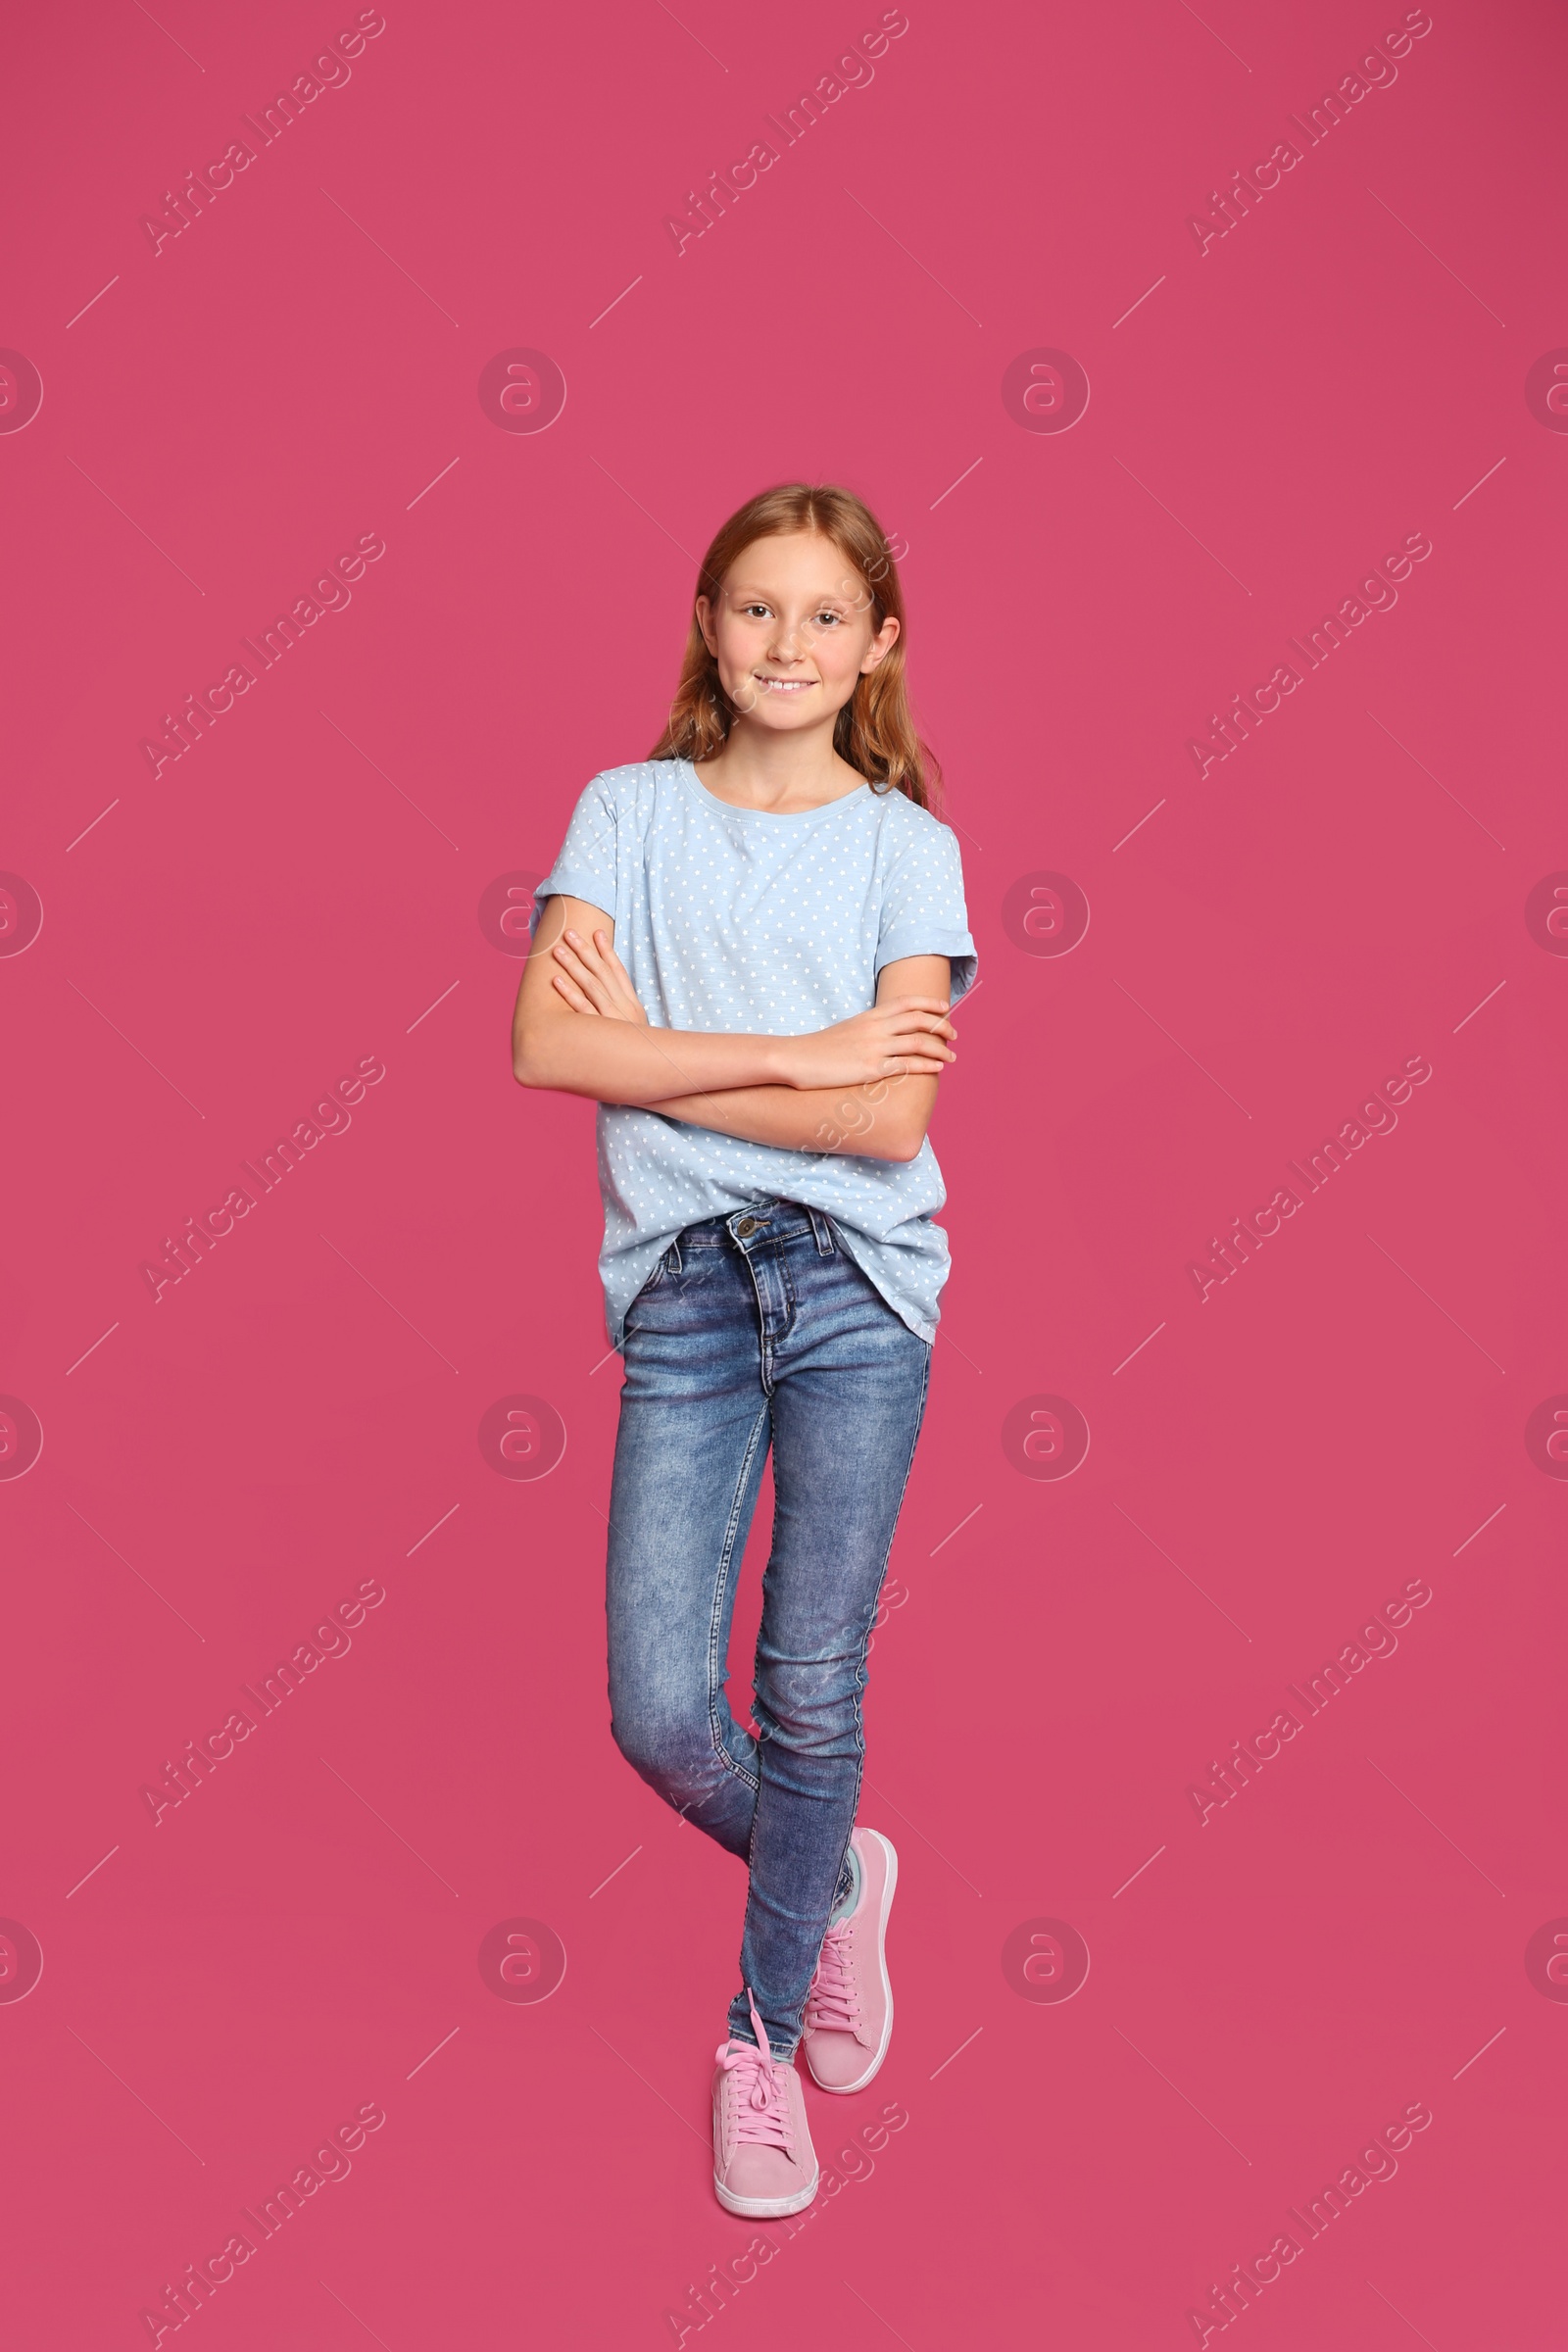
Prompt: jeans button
<box><xmin>735</xmin><ymin>1216</ymin><xmax>759</xmax><ymax>1238</ymax></box>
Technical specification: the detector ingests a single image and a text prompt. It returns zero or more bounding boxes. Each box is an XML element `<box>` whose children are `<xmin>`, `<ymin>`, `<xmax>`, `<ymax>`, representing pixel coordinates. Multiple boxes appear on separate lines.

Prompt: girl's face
<box><xmin>695</xmin><ymin>531</ymin><xmax>900</xmax><ymax>737</ymax></box>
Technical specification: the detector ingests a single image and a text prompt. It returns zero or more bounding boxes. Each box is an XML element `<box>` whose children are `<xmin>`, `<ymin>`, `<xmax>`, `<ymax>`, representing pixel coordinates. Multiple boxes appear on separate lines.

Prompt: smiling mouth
<box><xmin>754</xmin><ymin>675</ymin><xmax>814</xmax><ymax>693</ymax></box>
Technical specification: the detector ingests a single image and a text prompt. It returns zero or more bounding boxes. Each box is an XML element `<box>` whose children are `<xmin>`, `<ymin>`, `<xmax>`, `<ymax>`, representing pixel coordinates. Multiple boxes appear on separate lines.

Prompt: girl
<box><xmin>512</xmin><ymin>483</ymin><xmax>976</xmax><ymax>2217</ymax></box>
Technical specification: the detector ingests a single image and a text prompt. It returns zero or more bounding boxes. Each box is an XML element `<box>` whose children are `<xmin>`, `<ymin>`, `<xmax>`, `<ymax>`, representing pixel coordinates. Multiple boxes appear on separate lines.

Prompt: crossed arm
<box><xmin>511</xmin><ymin>893</ymin><xmax>956</xmax><ymax>1163</ymax></box>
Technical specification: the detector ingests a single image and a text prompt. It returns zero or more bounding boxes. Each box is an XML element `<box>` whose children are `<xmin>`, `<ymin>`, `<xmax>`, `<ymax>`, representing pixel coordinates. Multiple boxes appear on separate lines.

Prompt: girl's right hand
<box><xmin>781</xmin><ymin>998</ymin><xmax>956</xmax><ymax>1089</ymax></box>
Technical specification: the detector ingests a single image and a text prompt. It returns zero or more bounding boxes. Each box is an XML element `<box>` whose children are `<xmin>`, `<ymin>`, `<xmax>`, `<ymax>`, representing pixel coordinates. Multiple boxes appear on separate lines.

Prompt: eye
<box><xmin>813</xmin><ymin>609</ymin><xmax>844</xmax><ymax>627</ymax></box>
<box><xmin>742</xmin><ymin>602</ymin><xmax>772</xmax><ymax>618</ymax></box>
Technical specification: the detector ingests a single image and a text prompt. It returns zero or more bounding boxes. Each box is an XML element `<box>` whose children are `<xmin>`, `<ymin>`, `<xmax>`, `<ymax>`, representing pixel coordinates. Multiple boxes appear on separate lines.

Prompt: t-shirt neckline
<box><xmin>678</xmin><ymin>758</ymin><xmax>872</xmax><ymax>822</ymax></box>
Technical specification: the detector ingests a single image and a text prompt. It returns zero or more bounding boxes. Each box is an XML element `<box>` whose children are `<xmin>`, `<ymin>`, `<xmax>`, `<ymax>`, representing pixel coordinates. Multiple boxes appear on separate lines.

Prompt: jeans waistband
<box><xmin>676</xmin><ymin>1200</ymin><xmax>836</xmax><ymax>1255</ymax></box>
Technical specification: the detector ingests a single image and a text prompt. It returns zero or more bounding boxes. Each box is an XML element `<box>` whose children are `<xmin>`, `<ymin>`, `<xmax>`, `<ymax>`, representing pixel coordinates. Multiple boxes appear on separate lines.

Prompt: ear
<box><xmin>694</xmin><ymin>595</ymin><xmax>720</xmax><ymax>656</ymax></box>
<box><xmin>861</xmin><ymin>613</ymin><xmax>901</xmax><ymax>673</ymax></box>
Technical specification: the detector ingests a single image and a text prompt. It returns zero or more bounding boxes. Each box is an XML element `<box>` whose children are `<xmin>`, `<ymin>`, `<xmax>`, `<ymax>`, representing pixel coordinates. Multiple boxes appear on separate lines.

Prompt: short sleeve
<box><xmin>876</xmin><ymin>818</ymin><xmax>978</xmax><ymax>1002</ymax></box>
<box><xmin>529</xmin><ymin>775</ymin><xmax>620</xmax><ymax>941</ymax></box>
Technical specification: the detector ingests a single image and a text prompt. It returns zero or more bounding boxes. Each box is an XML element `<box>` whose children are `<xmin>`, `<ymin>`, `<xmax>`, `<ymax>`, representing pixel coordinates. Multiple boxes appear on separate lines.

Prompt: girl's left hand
<box><xmin>551</xmin><ymin>927</ymin><xmax>649</xmax><ymax>1024</ymax></box>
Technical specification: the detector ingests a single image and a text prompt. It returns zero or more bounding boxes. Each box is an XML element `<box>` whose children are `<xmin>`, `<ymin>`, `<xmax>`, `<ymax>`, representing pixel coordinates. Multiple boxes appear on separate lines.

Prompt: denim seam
<box><xmin>830</xmin><ymin>1340</ymin><xmax>932</xmax><ymax>1930</ymax></box>
<box><xmin>735</xmin><ymin>1334</ymin><xmax>931</xmax><ymax>2063</ymax></box>
<box><xmin>737</xmin><ymin>1235</ymin><xmax>798</xmax><ymax>1395</ymax></box>
<box><xmin>705</xmin><ymin>1400</ymin><xmax>770</xmax><ymax>1795</ymax></box>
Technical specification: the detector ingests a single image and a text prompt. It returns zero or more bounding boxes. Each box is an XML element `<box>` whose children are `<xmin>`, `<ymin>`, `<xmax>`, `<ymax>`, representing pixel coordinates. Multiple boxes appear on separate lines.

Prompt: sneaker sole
<box><xmin>712</xmin><ymin>2165</ymin><xmax>820</xmax><ymax>2219</ymax></box>
<box><xmin>806</xmin><ymin>1829</ymin><xmax>898</xmax><ymax>2095</ymax></box>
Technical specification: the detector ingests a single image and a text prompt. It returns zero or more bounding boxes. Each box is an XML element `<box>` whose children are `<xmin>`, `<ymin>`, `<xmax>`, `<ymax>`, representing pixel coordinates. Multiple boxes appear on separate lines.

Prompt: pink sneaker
<box><xmin>802</xmin><ymin>1828</ymin><xmax>898</xmax><ymax>2092</ymax></box>
<box><xmin>711</xmin><ymin>1991</ymin><xmax>818</xmax><ymax>2218</ymax></box>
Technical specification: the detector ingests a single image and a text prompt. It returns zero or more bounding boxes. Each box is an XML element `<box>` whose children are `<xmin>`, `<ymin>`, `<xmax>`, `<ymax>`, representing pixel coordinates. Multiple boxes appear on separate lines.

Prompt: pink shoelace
<box><xmin>717</xmin><ymin>1991</ymin><xmax>795</xmax><ymax>2153</ymax></box>
<box><xmin>805</xmin><ymin>1921</ymin><xmax>862</xmax><ymax>2035</ymax></box>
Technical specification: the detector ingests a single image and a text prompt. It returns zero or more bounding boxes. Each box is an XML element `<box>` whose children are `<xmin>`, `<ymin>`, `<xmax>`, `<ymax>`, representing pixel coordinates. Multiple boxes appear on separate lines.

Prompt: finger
<box><xmin>880</xmin><ymin>1006</ymin><xmax>955</xmax><ymax>1035</ymax></box>
<box><xmin>563</xmin><ymin>928</ymin><xmax>614</xmax><ymax>978</ymax></box>
<box><xmin>562</xmin><ymin>928</ymin><xmax>610</xmax><ymax>973</ymax></box>
<box><xmin>886</xmin><ymin>1026</ymin><xmax>956</xmax><ymax>1056</ymax></box>
<box><xmin>886</xmin><ymin>1020</ymin><xmax>955</xmax><ymax>1045</ymax></box>
<box><xmin>551</xmin><ymin>972</ymin><xmax>599</xmax><ymax>1013</ymax></box>
<box><xmin>553</xmin><ymin>941</ymin><xmax>614</xmax><ymax>1006</ymax></box>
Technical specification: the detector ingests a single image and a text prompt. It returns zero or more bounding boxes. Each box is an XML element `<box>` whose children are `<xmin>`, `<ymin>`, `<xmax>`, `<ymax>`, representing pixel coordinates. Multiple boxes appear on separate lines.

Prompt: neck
<box><xmin>695</xmin><ymin>716</ymin><xmax>861</xmax><ymax>812</ymax></box>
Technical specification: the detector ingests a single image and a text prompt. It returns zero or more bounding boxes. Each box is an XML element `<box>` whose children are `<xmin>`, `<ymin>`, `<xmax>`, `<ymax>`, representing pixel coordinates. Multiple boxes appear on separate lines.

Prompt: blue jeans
<box><xmin>606</xmin><ymin>1198</ymin><xmax>932</xmax><ymax>2060</ymax></box>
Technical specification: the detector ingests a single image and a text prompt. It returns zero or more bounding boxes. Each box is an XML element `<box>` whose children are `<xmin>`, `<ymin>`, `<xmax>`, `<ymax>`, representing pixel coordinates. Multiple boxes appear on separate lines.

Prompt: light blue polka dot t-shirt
<box><xmin>530</xmin><ymin>758</ymin><xmax>978</xmax><ymax>1352</ymax></box>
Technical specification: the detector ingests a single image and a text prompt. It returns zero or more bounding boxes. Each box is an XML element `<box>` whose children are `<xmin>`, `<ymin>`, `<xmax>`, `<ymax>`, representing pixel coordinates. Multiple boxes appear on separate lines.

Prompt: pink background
<box><xmin>3</xmin><ymin>0</ymin><xmax>1564</xmax><ymax>2342</ymax></box>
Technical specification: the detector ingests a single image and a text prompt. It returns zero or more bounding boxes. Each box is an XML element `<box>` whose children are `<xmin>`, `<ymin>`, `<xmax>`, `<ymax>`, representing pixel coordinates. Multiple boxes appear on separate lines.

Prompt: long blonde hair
<box><xmin>649</xmin><ymin>482</ymin><xmax>942</xmax><ymax>810</ymax></box>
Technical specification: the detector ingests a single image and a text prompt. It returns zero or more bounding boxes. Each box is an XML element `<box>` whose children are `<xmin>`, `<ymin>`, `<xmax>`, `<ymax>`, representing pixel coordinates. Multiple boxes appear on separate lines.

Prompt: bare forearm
<box><xmin>514</xmin><ymin>1015</ymin><xmax>791</xmax><ymax>1105</ymax></box>
<box><xmin>652</xmin><ymin>1073</ymin><xmax>938</xmax><ymax>1162</ymax></box>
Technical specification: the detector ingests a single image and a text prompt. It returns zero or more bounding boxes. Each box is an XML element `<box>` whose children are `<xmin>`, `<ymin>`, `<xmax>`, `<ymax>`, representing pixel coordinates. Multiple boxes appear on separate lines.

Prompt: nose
<box><xmin>764</xmin><ymin>616</ymin><xmax>807</xmax><ymax>665</ymax></box>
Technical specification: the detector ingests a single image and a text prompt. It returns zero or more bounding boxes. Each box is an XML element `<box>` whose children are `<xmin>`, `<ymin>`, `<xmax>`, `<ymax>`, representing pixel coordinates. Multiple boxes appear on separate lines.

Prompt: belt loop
<box><xmin>808</xmin><ymin>1207</ymin><xmax>835</xmax><ymax>1256</ymax></box>
<box><xmin>667</xmin><ymin>1236</ymin><xmax>683</xmax><ymax>1275</ymax></box>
